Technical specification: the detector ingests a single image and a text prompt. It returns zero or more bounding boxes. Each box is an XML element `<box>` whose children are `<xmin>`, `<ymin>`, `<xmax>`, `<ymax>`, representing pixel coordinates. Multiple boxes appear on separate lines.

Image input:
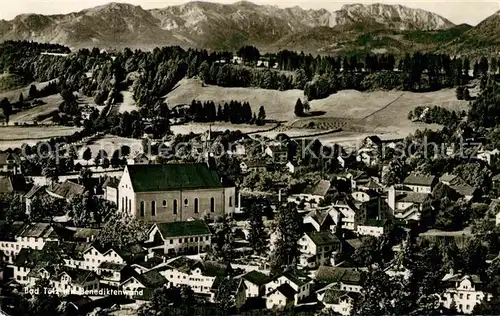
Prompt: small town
<box><xmin>1</xmin><ymin>1</ymin><xmax>500</xmax><ymax>315</ymax></box>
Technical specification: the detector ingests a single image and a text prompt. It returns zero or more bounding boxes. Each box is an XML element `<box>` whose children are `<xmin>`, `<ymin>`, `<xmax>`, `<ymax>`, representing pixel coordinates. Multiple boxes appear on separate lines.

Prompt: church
<box><xmin>118</xmin><ymin>163</ymin><xmax>235</xmax><ymax>223</ymax></box>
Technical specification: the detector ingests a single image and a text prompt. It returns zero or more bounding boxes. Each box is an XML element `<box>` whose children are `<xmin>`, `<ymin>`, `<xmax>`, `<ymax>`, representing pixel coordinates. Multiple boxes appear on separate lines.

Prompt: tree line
<box><xmin>188</xmin><ymin>100</ymin><xmax>266</xmax><ymax>125</ymax></box>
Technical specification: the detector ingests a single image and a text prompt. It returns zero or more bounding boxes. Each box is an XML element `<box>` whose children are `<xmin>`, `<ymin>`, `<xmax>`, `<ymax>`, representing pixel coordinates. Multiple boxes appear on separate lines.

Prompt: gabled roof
<box><xmin>165</xmin><ymin>256</ymin><xmax>200</xmax><ymax>274</ymax></box>
<box><xmin>47</xmin><ymin>181</ymin><xmax>85</xmax><ymax>200</ymax></box>
<box><xmin>315</xmin><ymin>266</ymin><xmax>365</xmax><ymax>285</ymax></box>
<box><xmin>305</xmin><ymin>209</ymin><xmax>331</xmax><ymax>226</ymax></box>
<box><xmin>24</xmin><ymin>184</ymin><xmax>46</xmax><ymax>199</ymax></box>
<box><xmin>323</xmin><ymin>288</ymin><xmax>361</xmax><ymax>304</ymax></box>
<box><xmin>276</xmin><ymin>269</ymin><xmax>312</xmax><ymax>287</ymax></box>
<box><xmin>128</xmin><ymin>270</ymin><xmax>167</xmax><ymax>288</ymax></box>
<box><xmin>403</xmin><ymin>174</ymin><xmax>436</xmax><ymax>186</ymax></box>
<box><xmin>155</xmin><ymin>220</ymin><xmax>211</xmax><ymax>239</ymax></box>
<box><xmin>126</xmin><ymin>163</ymin><xmax>224</xmax><ymax>192</ymax></box>
<box><xmin>99</xmin><ymin>262</ymin><xmax>127</xmax><ymax>271</ymax></box>
<box><xmin>17</xmin><ymin>222</ymin><xmax>73</xmax><ymax>239</ymax></box>
<box><xmin>303</xmin><ymin>180</ymin><xmax>331</xmax><ymax>197</ymax></box>
<box><xmin>59</xmin><ymin>268</ymin><xmax>98</xmax><ymax>285</ymax></box>
<box><xmin>305</xmin><ymin>231</ymin><xmax>339</xmax><ymax>247</ymax></box>
<box><xmin>274</xmin><ymin>283</ymin><xmax>296</xmax><ymax>299</ymax></box>
<box><xmin>396</xmin><ymin>192</ymin><xmax>429</xmax><ymax>204</ymax></box>
<box><xmin>14</xmin><ymin>248</ymin><xmax>46</xmax><ymax>268</ymax></box>
<box><xmin>240</xmin><ymin>270</ymin><xmax>270</xmax><ymax>286</ymax></box>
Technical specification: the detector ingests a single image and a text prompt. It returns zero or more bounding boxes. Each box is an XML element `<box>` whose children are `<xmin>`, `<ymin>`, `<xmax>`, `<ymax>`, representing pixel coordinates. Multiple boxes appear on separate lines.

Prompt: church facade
<box><xmin>118</xmin><ymin>163</ymin><xmax>235</xmax><ymax>223</ymax></box>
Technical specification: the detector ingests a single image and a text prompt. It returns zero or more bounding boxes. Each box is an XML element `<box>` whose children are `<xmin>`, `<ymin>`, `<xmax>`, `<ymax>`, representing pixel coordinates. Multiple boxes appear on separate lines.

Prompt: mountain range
<box><xmin>0</xmin><ymin>1</ymin><xmax>498</xmax><ymax>55</ymax></box>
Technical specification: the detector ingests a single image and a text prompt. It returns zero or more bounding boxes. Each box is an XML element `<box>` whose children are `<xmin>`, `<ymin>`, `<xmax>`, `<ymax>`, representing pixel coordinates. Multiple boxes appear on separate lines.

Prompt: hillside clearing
<box><xmin>166</xmin><ymin>79</ymin><xmax>304</xmax><ymax>122</ymax></box>
<box><xmin>117</xmin><ymin>89</ymin><xmax>139</xmax><ymax>114</ymax></box>
<box><xmin>0</xmin><ymin>126</ymin><xmax>81</xmax><ymax>150</ymax></box>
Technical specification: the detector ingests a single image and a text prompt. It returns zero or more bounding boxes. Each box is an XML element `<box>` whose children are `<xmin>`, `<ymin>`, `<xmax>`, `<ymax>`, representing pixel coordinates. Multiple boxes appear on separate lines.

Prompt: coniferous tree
<box><xmin>294</xmin><ymin>98</ymin><xmax>304</xmax><ymax>117</ymax></box>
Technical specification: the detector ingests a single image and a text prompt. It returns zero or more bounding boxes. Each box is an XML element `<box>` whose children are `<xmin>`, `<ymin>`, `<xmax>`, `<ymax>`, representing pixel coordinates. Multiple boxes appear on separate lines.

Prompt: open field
<box><xmin>0</xmin><ymin>126</ymin><xmax>81</xmax><ymax>150</ymax></box>
<box><xmin>166</xmin><ymin>79</ymin><xmax>304</xmax><ymax>122</ymax></box>
<box><xmin>9</xmin><ymin>94</ymin><xmax>63</xmax><ymax>124</ymax></box>
<box><xmin>0</xmin><ymin>79</ymin><xmax>56</xmax><ymax>101</ymax></box>
<box><xmin>82</xmin><ymin>135</ymin><xmax>143</xmax><ymax>159</ymax></box>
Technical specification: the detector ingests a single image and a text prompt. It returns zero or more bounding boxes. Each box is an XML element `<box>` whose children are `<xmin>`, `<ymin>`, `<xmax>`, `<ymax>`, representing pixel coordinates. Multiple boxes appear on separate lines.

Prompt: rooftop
<box><xmin>315</xmin><ymin>266</ymin><xmax>365</xmax><ymax>285</ymax></box>
<box><xmin>305</xmin><ymin>231</ymin><xmax>339</xmax><ymax>246</ymax></box>
<box><xmin>403</xmin><ymin>174</ymin><xmax>436</xmax><ymax>186</ymax></box>
<box><xmin>240</xmin><ymin>270</ymin><xmax>270</xmax><ymax>286</ymax></box>
<box><xmin>155</xmin><ymin>220</ymin><xmax>211</xmax><ymax>238</ymax></box>
<box><xmin>303</xmin><ymin>180</ymin><xmax>331</xmax><ymax>197</ymax></box>
<box><xmin>126</xmin><ymin>163</ymin><xmax>225</xmax><ymax>192</ymax></box>
<box><xmin>48</xmin><ymin>181</ymin><xmax>85</xmax><ymax>200</ymax></box>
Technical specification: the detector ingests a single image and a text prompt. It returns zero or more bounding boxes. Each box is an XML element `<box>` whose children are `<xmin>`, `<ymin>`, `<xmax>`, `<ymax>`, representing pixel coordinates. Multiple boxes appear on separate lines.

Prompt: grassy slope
<box><xmin>166</xmin><ymin>78</ymin><xmax>304</xmax><ymax>122</ymax></box>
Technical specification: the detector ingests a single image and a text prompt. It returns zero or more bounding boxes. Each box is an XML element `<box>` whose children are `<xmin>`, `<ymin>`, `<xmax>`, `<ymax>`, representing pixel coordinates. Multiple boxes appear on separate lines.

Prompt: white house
<box><xmin>289</xmin><ymin>180</ymin><xmax>331</xmax><ymax>207</ymax></box>
<box><xmin>266</xmin><ymin>283</ymin><xmax>296</xmax><ymax>310</ymax></box>
<box><xmin>387</xmin><ymin>186</ymin><xmax>432</xmax><ymax>222</ymax></box>
<box><xmin>121</xmin><ymin>270</ymin><xmax>167</xmax><ymax>298</ymax></box>
<box><xmin>158</xmin><ymin>256</ymin><xmax>228</xmax><ymax>300</ymax></box>
<box><xmin>145</xmin><ymin>220</ymin><xmax>212</xmax><ymax>255</ymax></box>
<box><xmin>477</xmin><ymin>149</ymin><xmax>499</xmax><ymax>166</ymax></box>
<box><xmin>298</xmin><ymin>231</ymin><xmax>341</xmax><ymax>268</ymax></box>
<box><xmin>356</xmin><ymin>219</ymin><xmax>388</xmax><ymax>237</ymax></box>
<box><xmin>441</xmin><ymin>273</ymin><xmax>493</xmax><ymax>314</ymax></box>
<box><xmin>237</xmin><ymin>270</ymin><xmax>270</xmax><ymax>298</ymax></box>
<box><xmin>265</xmin><ymin>270</ymin><xmax>313</xmax><ymax>305</ymax></box>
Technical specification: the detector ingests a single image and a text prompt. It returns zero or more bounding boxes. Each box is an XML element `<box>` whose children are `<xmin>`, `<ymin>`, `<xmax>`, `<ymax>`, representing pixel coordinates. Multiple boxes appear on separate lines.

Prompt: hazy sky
<box><xmin>1</xmin><ymin>0</ymin><xmax>499</xmax><ymax>25</ymax></box>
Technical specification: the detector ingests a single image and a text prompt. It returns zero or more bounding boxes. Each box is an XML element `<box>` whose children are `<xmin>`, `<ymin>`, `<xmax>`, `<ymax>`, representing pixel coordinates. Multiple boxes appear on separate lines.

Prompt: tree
<box><xmin>1</xmin><ymin>97</ymin><xmax>12</xmax><ymax>124</ymax></box>
<box><xmin>31</xmin><ymin>278</ymin><xmax>62</xmax><ymax>316</ymax></box>
<box><xmin>248</xmin><ymin>205</ymin><xmax>268</xmax><ymax>256</ymax></box>
<box><xmin>257</xmin><ymin>106</ymin><xmax>266</xmax><ymax>125</ymax></box>
<box><xmin>82</xmin><ymin>147</ymin><xmax>92</xmax><ymax>165</ymax></box>
<box><xmin>270</xmin><ymin>202</ymin><xmax>302</xmax><ymax>271</ymax></box>
<box><xmin>237</xmin><ymin>45</ymin><xmax>260</xmax><ymax>64</ymax></box>
<box><xmin>18</xmin><ymin>92</ymin><xmax>24</xmax><ymax>103</ymax></box>
<box><xmin>352</xmin><ymin>269</ymin><xmax>406</xmax><ymax>316</ymax></box>
<box><xmin>215</xmin><ymin>277</ymin><xmax>238</xmax><ymax>312</ymax></box>
<box><xmin>210</xmin><ymin>216</ymin><xmax>236</xmax><ymax>265</ymax></box>
<box><xmin>29</xmin><ymin>84</ymin><xmax>38</xmax><ymax>99</ymax></box>
<box><xmin>97</xmin><ymin>213</ymin><xmax>148</xmax><ymax>248</ymax></box>
<box><xmin>294</xmin><ymin>98</ymin><xmax>304</xmax><ymax>117</ymax></box>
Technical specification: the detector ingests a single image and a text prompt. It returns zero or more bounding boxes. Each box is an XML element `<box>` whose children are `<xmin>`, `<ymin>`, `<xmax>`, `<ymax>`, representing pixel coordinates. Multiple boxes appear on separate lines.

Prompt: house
<box><xmin>438</xmin><ymin>174</ymin><xmax>477</xmax><ymax>201</ymax></box>
<box><xmin>104</xmin><ymin>177</ymin><xmax>120</xmax><ymax>205</ymax></box>
<box><xmin>356</xmin><ymin>218</ymin><xmax>389</xmax><ymax>237</ymax></box>
<box><xmin>46</xmin><ymin>180</ymin><xmax>85</xmax><ymax>201</ymax></box>
<box><xmin>10</xmin><ymin>248</ymin><xmax>47</xmax><ymax>285</ymax></box>
<box><xmin>240</xmin><ymin>160</ymin><xmax>268</xmax><ymax>174</ymax></box>
<box><xmin>24</xmin><ymin>185</ymin><xmax>47</xmax><ymax>214</ymax></box>
<box><xmin>402</xmin><ymin>174</ymin><xmax>437</xmax><ymax>194</ymax></box>
<box><xmin>331</xmin><ymin>199</ymin><xmax>366</xmax><ymax>231</ymax></box>
<box><xmin>266</xmin><ymin>283</ymin><xmax>296</xmax><ymax>310</ymax></box>
<box><xmin>303</xmin><ymin>209</ymin><xmax>336</xmax><ymax>233</ymax></box>
<box><xmin>0</xmin><ymin>152</ymin><xmax>22</xmax><ymax>174</ymax></box>
<box><xmin>126</xmin><ymin>152</ymin><xmax>149</xmax><ymax>165</ymax></box>
<box><xmin>387</xmin><ymin>186</ymin><xmax>432</xmax><ymax>222</ymax></box>
<box><xmin>441</xmin><ymin>273</ymin><xmax>493</xmax><ymax>314</ymax></box>
<box><xmin>158</xmin><ymin>256</ymin><xmax>228</xmax><ymax>299</ymax></box>
<box><xmin>121</xmin><ymin>270</ymin><xmax>167</xmax><ymax>298</ymax></box>
<box><xmin>0</xmin><ymin>221</ymin><xmax>24</xmax><ymax>264</ymax></box>
<box><xmin>315</xmin><ymin>266</ymin><xmax>365</xmax><ymax>294</ymax></box>
<box><xmin>289</xmin><ymin>180</ymin><xmax>331</xmax><ymax>207</ymax></box>
<box><xmin>238</xmin><ymin>270</ymin><xmax>270</xmax><ymax>298</ymax></box>
<box><xmin>320</xmin><ymin>285</ymin><xmax>360</xmax><ymax>316</ymax></box>
<box><xmin>298</xmin><ymin>231</ymin><xmax>341</xmax><ymax>268</ymax></box>
<box><xmin>33</xmin><ymin>267</ymin><xmax>100</xmax><ymax>295</ymax></box>
<box><xmin>265</xmin><ymin>270</ymin><xmax>312</xmax><ymax>304</ymax></box>
<box><xmin>77</xmin><ymin>244</ymin><xmax>127</xmax><ymax>271</ymax></box>
<box><xmin>145</xmin><ymin>220</ymin><xmax>212</xmax><ymax>255</ymax></box>
<box><xmin>265</xmin><ymin>145</ymin><xmax>288</xmax><ymax>164</ymax></box>
<box><xmin>118</xmin><ymin>163</ymin><xmax>236</xmax><ymax>222</ymax></box>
